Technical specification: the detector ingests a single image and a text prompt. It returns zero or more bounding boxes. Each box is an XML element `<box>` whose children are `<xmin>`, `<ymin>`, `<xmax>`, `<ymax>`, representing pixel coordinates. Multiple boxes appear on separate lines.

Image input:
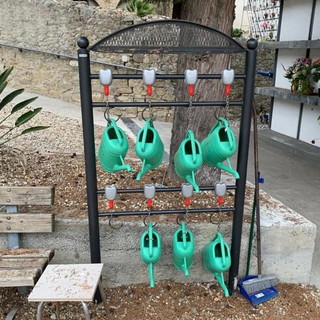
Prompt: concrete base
<box><xmin>0</xmin><ymin>191</ymin><xmax>316</xmax><ymax>288</ymax></box>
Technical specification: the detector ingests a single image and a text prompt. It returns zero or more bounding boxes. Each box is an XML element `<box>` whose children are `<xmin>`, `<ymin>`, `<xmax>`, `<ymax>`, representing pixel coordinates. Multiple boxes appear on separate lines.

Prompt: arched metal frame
<box><xmin>77</xmin><ymin>19</ymin><xmax>258</xmax><ymax>297</ymax></box>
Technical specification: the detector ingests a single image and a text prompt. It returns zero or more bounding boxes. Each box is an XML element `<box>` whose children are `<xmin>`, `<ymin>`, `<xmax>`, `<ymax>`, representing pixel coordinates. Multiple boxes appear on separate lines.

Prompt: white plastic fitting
<box><xmin>184</xmin><ymin>69</ymin><xmax>198</xmax><ymax>85</ymax></box>
<box><xmin>181</xmin><ymin>183</ymin><xmax>193</xmax><ymax>198</ymax></box>
<box><xmin>221</xmin><ymin>69</ymin><xmax>235</xmax><ymax>85</ymax></box>
<box><xmin>105</xmin><ymin>185</ymin><xmax>117</xmax><ymax>201</ymax></box>
<box><xmin>144</xmin><ymin>184</ymin><xmax>156</xmax><ymax>199</ymax></box>
<box><xmin>215</xmin><ymin>182</ymin><xmax>227</xmax><ymax>197</ymax></box>
<box><xmin>99</xmin><ymin>69</ymin><xmax>113</xmax><ymax>86</ymax></box>
<box><xmin>142</xmin><ymin>69</ymin><xmax>156</xmax><ymax>86</ymax></box>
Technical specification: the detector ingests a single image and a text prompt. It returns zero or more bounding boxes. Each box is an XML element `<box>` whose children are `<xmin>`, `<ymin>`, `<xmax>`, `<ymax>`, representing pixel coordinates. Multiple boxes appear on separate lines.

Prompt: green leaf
<box><xmin>0</xmin><ymin>89</ymin><xmax>24</xmax><ymax>111</ymax></box>
<box><xmin>14</xmin><ymin>107</ymin><xmax>42</xmax><ymax>127</ymax></box>
<box><xmin>21</xmin><ymin>126</ymin><xmax>50</xmax><ymax>135</ymax></box>
<box><xmin>0</xmin><ymin>66</ymin><xmax>14</xmax><ymax>86</ymax></box>
<box><xmin>10</xmin><ymin>97</ymin><xmax>38</xmax><ymax>114</ymax></box>
<box><xmin>0</xmin><ymin>80</ymin><xmax>8</xmax><ymax>95</ymax></box>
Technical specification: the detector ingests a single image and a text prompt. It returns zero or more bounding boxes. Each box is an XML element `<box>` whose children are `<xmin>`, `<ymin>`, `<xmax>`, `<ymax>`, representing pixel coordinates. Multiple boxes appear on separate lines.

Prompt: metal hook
<box><xmin>108</xmin><ymin>216</ymin><xmax>123</xmax><ymax>230</ymax></box>
<box><xmin>104</xmin><ymin>106</ymin><xmax>122</xmax><ymax>123</ymax></box>
<box><xmin>143</xmin><ymin>215</ymin><xmax>157</xmax><ymax>227</ymax></box>
<box><xmin>176</xmin><ymin>214</ymin><xmax>189</xmax><ymax>226</ymax></box>
<box><xmin>142</xmin><ymin>106</ymin><xmax>157</xmax><ymax>122</ymax></box>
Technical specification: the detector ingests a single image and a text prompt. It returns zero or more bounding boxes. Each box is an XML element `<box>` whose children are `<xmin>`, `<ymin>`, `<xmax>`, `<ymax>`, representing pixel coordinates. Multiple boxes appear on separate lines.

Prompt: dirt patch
<box><xmin>1</xmin><ymin>111</ymin><xmax>319</xmax><ymax>319</ymax></box>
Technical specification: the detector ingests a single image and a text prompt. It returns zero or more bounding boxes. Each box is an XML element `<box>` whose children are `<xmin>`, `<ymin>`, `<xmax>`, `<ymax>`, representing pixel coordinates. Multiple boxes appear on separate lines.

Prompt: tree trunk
<box><xmin>168</xmin><ymin>0</ymin><xmax>236</xmax><ymax>186</ymax></box>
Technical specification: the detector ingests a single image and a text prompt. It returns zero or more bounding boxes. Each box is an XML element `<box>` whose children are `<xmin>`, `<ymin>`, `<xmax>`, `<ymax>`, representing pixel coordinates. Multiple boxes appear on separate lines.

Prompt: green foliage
<box><xmin>0</xmin><ymin>66</ymin><xmax>49</xmax><ymax>147</ymax></box>
<box><xmin>231</xmin><ymin>28</ymin><xmax>244</xmax><ymax>38</ymax></box>
<box><xmin>126</xmin><ymin>0</ymin><xmax>154</xmax><ymax>17</ymax></box>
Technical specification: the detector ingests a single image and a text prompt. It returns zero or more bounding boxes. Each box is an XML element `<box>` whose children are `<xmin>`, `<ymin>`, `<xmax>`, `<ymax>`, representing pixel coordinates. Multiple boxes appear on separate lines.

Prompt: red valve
<box><xmin>104</xmin><ymin>85</ymin><xmax>110</xmax><ymax>96</ymax></box>
<box><xmin>225</xmin><ymin>84</ymin><xmax>231</xmax><ymax>96</ymax></box>
<box><xmin>188</xmin><ymin>85</ymin><xmax>195</xmax><ymax>97</ymax></box>
<box><xmin>108</xmin><ymin>200</ymin><xmax>114</xmax><ymax>209</ymax></box>
<box><xmin>185</xmin><ymin>197</ymin><xmax>191</xmax><ymax>207</ymax></box>
<box><xmin>217</xmin><ymin>196</ymin><xmax>224</xmax><ymax>207</ymax></box>
<box><xmin>147</xmin><ymin>198</ymin><xmax>153</xmax><ymax>209</ymax></box>
<box><xmin>147</xmin><ymin>85</ymin><xmax>152</xmax><ymax>96</ymax></box>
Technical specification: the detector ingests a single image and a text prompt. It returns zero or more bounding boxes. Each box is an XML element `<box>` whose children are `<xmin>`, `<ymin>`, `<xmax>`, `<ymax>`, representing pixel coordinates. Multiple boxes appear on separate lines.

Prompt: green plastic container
<box><xmin>203</xmin><ymin>232</ymin><xmax>231</xmax><ymax>297</ymax></box>
<box><xmin>172</xmin><ymin>221</ymin><xmax>195</xmax><ymax>277</ymax></box>
<box><xmin>140</xmin><ymin>222</ymin><xmax>162</xmax><ymax>287</ymax></box>
<box><xmin>135</xmin><ymin>119</ymin><xmax>164</xmax><ymax>180</ymax></box>
<box><xmin>201</xmin><ymin>117</ymin><xmax>239</xmax><ymax>179</ymax></box>
<box><xmin>174</xmin><ymin>130</ymin><xmax>203</xmax><ymax>193</ymax></box>
<box><xmin>98</xmin><ymin>119</ymin><xmax>132</xmax><ymax>173</ymax></box>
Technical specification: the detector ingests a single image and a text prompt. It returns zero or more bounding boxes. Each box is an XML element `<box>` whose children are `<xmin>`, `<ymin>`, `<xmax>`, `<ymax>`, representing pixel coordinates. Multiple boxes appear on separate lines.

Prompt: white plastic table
<box><xmin>28</xmin><ymin>264</ymin><xmax>107</xmax><ymax>320</ymax></box>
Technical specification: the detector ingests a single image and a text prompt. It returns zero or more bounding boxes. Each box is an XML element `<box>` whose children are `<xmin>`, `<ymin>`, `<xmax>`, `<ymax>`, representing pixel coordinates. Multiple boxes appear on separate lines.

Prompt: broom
<box><xmin>242</xmin><ymin>105</ymin><xmax>279</xmax><ymax>295</ymax></box>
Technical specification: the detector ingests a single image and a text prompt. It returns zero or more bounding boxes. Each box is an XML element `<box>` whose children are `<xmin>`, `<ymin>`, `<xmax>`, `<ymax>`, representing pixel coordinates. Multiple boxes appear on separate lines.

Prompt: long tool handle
<box><xmin>252</xmin><ymin>105</ymin><xmax>262</xmax><ymax>275</ymax></box>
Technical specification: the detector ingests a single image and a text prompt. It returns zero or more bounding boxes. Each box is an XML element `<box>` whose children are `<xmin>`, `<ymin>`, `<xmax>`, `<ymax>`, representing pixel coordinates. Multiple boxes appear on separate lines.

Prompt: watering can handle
<box><xmin>186</xmin><ymin>130</ymin><xmax>197</xmax><ymax>164</ymax></box>
<box><xmin>181</xmin><ymin>221</ymin><xmax>187</xmax><ymax>250</ymax></box>
<box><xmin>108</xmin><ymin>119</ymin><xmax>124</xmax><ymax>147</ymax></box>
<box><xmin>148</xmin><ymin>222</ymin><xmax>154</xmax><ymax>258</ymax></box>
<box><xmin>216</xmin><ymin>232</ymin><xmax>227</xmax><ymax>267</ymax></box>
<box><xmin>140</xmin><ymin>118</ymin><xmax>153</xmax><ymax>152</ymax></box>
<box><xmin>217</xmin><ymin>117</ymin><xmax>235</xmax><ymax>149</ymax></box>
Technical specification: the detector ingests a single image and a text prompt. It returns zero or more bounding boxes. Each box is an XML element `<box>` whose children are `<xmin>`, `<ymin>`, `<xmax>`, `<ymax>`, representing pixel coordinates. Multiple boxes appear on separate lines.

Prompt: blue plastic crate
<box><xmin>238</xmin><ymin>275</ymin><xmax>279</xmax><ymax>306</ymax></box>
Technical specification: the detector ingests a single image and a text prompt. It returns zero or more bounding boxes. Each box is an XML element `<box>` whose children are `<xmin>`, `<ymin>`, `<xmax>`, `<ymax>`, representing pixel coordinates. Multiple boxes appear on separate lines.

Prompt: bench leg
<box><xmin>81</xmin><ymin>302</ymin><xmax>90</xmax><ymax>320</ymax></box>
<box><xmin>98</xmin><ymin>281</ymin><xmax>108</xmax><ymax>311</ymax></box>
<box><xmin>36</xmin><ymin>301</ymin><xmax>44</xmax><ymax>320</ymax></box>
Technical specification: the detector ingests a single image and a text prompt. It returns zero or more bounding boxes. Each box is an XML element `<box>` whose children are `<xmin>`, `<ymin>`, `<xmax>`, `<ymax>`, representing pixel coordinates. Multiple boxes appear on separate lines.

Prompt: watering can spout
<box><xmin>215</xmin><ymin>272</ymin><xmax>230</xmax><ymax>297</ymax></box>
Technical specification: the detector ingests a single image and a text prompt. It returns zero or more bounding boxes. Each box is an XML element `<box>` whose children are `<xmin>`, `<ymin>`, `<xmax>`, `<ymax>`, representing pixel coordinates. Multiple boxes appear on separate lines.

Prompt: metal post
<box><xmin>77</xmin><ymin>37</ymin><xmax>101</xmax><ymax>264</ymax></box>
<box><xmin>228</xmin><ymin>38</ymin><xmax>258</xmax><ymax>295</ymax></box>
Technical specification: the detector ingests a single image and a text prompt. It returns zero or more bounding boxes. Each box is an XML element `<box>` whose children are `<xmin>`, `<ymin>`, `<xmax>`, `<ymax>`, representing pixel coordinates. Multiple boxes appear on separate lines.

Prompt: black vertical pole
<box><xmin>228</xmin><ymin>38</ymin><xmax>258</xmax><ymax>295</ymax></box>
<box><xmin>77</xmin><ymin>37</ymin><xmax>102</xmax><ymax>265</ymax></box>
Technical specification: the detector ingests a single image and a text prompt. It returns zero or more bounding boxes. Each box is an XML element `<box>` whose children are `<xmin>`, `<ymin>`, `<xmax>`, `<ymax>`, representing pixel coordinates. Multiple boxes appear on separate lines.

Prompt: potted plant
<box><xmin>283</xmin><ymin>58</ymin><xmax>315</xmax><ymax>95</ymax></box>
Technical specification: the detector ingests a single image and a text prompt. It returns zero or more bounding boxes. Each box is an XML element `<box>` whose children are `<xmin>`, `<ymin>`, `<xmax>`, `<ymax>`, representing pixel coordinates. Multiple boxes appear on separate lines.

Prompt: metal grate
<box><xmin>89</xmin><ymin>20</ymin><xmax>245</xmax><ymax>54</ymax></box>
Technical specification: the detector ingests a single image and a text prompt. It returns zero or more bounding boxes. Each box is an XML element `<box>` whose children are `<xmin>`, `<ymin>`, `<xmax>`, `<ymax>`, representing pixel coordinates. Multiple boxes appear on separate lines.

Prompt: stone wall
<box><xmin>0</xmin><ymin>0</ymin><xmax>275</xmax><ymax>121</ymax></box>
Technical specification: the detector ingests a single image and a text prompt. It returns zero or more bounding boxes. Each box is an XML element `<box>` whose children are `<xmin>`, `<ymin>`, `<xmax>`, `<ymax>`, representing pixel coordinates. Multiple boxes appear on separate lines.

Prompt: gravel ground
<box><xmin>1</xmin><ymin>109</ymin><xmax>320</xmax><ymax>319</ymax></box>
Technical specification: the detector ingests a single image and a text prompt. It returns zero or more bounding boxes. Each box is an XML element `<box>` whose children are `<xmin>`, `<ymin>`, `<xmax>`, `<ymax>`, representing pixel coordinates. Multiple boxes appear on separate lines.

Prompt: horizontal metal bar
<box><xmin>98</xmin><ymin>206</ymin><xmax>235</xmax><ymax>217</ymax></box>
<box><xmin>91</xmin><ymin>73</ymin><xmax>246</xmax><ymax>80</ymax></box>
<box><xmin>97</xmin><ymin>185</ymin><xmax>236</xmax><ymax>195</ymax></box>
<box><xmin>92</xmin><ymin>101</ymin><xmax>243</xmax><ymax>108</ymax></box>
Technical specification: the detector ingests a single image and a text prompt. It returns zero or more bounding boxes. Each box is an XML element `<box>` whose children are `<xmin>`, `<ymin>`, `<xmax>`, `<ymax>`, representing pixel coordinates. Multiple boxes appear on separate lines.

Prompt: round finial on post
<box><xmin>247</xmin><ymin>38</ymin><xmax>258</xmax><ymax>50</ymax></box>
<box><xmin>77</xmin><ymin>37</ymin><xmax>89</xmax><ymax>49</ymax></box>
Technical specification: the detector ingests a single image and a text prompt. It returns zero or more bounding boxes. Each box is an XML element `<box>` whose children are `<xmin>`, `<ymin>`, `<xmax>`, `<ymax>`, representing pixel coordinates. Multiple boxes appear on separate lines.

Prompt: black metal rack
<box><xmin>77</xmin><ymin>19</ymin><xmax>257</xmax><ymax>296</ymax></box>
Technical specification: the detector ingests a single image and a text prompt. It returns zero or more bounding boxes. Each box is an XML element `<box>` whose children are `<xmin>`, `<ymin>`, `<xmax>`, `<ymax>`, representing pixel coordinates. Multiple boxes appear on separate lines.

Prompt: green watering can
<box><xmin>135</xmin><ymin>119</ymin><xmax>164</xmax><ymax>180</ymax></box>
<box><xmin>172</xmin><ymin>221</ymin><xmax>195</xmax><ymax>277</ymax></box>
<box><xmin>201</xmin><ymin>117</ymin><xmax>239</xmax><ymax>179</ymax></box>
<box><xmin>98</xmin><ymin>119</ymin><xmax>132</xmax><ymax>173</ymax></box>
<box><xmin>174</xmin><ymin>130</ymin><xmax>203</xmax><ymax>193</ymax></box>
<box><xmin>203</xmin><ymin>232</ymin><xmax>231</xmax><ymax>297</ymax></box>
<box><xmin>140</xmin><ymin>222</ymin><xmax>162</xmax><ymax>287</ymax></box>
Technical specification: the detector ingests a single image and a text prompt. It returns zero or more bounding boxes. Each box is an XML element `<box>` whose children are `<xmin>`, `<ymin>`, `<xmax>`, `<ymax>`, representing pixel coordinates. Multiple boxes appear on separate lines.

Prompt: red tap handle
<box><xmin>188</xmin><ymin>85</ymin><xmax>195</xmax><ymax>96</ymax></box>
<box><xmin>225</xmin><ymin>84</ymin><xmax>231</xmax><ymax>96</ymax></box>
<box><xmin>108</xmin><ymin>200</ymin><xmax>114</xmax><ymax>209</ymax></box>
<box><xmin>185</xmin><ymin>197</ymin><xmax>191</xmax><ymax>207</ymax></box>
<box><xmin>147</xmin><ymin>199</ymin><xmax>153</xmax><ymax>209</ymax></box>
<box><xmin>104</xmin><ymin>85</ymin><xmax>109</xmax><ymax>96</ymax></box>
<box><xmin>147</xmin><ymin>85</ymin><xmax>152</xmax><ymax>96</ymax></box>
<box><xmin>218</xmin><ymin>196</ymin><xmax>224</xmax><ymax>207</ymax></box>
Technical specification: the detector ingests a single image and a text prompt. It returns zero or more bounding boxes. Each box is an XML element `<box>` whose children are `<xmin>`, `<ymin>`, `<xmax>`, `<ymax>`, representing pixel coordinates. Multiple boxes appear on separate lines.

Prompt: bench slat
<box><xmin>0</xmin><ymin>213</ymin><xmax>54</xmax><ymax>233</ymax></box>
<box><xmin>0</xmin><ymin>248</ymin><xmax>54</xmax><ymax>260</ymax></box>
<box><xmin>0</xmin><ymin>186</ymin><xmax>55</xmax><ymax>205</ymax></box>
<box><xmin>0</xmin><ymin>268</ymin><xmax>42</xmax><ymax>287</ymax></box>
<box><xmin>0</xmin><ymin>257</ymin><xmax>49</xmax><ymax>270</ymax></box>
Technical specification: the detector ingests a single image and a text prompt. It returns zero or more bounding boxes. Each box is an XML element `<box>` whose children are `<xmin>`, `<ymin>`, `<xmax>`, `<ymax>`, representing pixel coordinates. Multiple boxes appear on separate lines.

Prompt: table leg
<box><xmin>81</xmin><ymin>301</ymin><xmax>90</xmax><ymax>320</ymax></box>
<box><xmin>36</xmin><ymin>301</ymin><xmax>44</xmax><ymax>320</ymax></box>
<box><xmin>98</xmin><ymin>281</ymin><xmax>108</xmax><ymax>311</ymax></box>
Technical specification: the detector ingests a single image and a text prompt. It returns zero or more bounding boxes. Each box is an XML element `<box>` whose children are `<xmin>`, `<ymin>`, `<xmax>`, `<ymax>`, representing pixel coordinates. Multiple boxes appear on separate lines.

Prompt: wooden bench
<box><xmin>0</xmin><ymin>186</ymin><xmax>55</xmax><ymax>288</ymax></box>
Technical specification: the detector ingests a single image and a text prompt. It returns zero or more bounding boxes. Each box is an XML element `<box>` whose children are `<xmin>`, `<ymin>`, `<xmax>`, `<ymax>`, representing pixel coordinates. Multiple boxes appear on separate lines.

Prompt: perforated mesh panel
<box><xmin>89</xmin><ymin>20</ymin><xmax>245</xmax><ymax>54</ymax></box>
